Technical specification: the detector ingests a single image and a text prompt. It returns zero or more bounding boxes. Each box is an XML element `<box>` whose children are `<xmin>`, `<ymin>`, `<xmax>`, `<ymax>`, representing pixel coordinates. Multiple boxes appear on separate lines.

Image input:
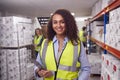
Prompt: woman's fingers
<box><xmin>38</xmin><ymin>69</ymin><xmax>53</xmax><ymax>78</ymax></box>
<box><xmin>43</xmin><ymin>70</ymin><xmax>53</xmax><ymax>78</ymax></box>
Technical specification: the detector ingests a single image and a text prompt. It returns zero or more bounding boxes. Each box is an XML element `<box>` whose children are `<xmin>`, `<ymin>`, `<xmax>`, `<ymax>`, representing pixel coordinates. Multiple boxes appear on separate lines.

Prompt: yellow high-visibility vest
<box><xmin>40</xmin><ymin>39</ymin><xmax>81</xmax><ymax>80</ymax></box>
<box><xmin>79</xmin><ymin>30</ymin><xmax>86</xmax><ymax>42</ymax></box>
<box><xmin>34</xmin><ymin>35</ymin><xmax>42</xmax><ymax>51</ymax></box>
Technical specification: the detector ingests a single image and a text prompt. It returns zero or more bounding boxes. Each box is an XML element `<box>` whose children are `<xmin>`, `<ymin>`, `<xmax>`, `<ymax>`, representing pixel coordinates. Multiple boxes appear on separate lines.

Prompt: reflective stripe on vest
<box><xmin>40</xmin><ymin>39</ymin><xmax>81</xmax><ymax>80</ymax></box>
<box><xmin>58</xmin><ymin>64</ymin><xmax>79</xmax><ymax>72</ymax></box>
<box><xmin>41</xmin><ymin>40</ymin><xmax>48</xmax><ymax>69</ymax></box>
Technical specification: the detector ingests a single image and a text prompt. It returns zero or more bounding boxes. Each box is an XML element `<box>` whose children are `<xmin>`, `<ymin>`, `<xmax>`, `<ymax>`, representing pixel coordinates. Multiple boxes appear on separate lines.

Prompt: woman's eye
<box><xmin>62</xmin><ymin>21</ymin><xmax>65</xmax><ymax>24</ymax></box>
<box><xmin>53</xmin><ymin>21</ymin><xmax>57</xmax><ymax>24</ymax></box>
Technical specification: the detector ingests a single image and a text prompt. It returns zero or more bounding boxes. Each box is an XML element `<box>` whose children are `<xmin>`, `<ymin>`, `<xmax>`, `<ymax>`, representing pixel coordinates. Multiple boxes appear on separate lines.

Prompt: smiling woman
<box><xmin>52</xmin><ymin>14</ymin><xmax>66</xmax><ymax>37</ymax></box>
<box><xmin>47</xmin><ymin>9</ymin><xmax>80</xmax><ymax>44</ymax></box>
<box><xmin>34</xmin><ymin>9</ymin><xmax>91</xmax><ymax>80</ymax></box>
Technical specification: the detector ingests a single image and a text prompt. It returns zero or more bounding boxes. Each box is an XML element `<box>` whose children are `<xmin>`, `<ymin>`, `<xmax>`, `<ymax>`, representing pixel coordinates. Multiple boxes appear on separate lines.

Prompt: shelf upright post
<box><xmin>103</xmin><ymin>13</ymin><xmax>108</xmax><ymax>54</ymax></box>
<box><xmin>88</xmin><ymin>22</ymin><xmax>92</xmax><ymax>54</ymax></box>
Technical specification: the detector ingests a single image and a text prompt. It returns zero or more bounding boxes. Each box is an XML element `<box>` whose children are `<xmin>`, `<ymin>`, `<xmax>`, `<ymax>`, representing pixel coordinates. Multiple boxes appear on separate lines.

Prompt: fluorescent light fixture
<box><xmin>50</xmin><ymin>13</ymin><xmax>53</xmax><ymax>16</ymax></box>
<box><xmin>71</xmin><ymin>12</ymin><xmax>75</xmax><ymax>16</ymax></box>
<box><xmin>50</xmin><ymin>12</ymin><xmax>75</xmax><ymax>16</ymax></box>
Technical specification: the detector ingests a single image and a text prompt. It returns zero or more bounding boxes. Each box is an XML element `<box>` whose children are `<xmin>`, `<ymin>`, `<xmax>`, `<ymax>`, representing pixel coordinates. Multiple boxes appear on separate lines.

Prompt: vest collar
<box><xmin>53</xmin><ymin>36</ymin><xmax>69</xmax><ymax>44</ymax></box>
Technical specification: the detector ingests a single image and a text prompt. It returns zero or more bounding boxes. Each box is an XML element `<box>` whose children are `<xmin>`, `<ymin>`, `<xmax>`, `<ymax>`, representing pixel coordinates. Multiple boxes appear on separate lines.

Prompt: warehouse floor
<box><xmin>35</xmin><ymin>75</ymin><xmax>101</xmax><ymax>80</ymax></box>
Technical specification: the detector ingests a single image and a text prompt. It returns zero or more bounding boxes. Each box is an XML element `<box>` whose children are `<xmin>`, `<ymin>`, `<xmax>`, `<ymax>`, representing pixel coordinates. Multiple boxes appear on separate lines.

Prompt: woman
<box><xmin>34</xmin><ymin>28</ymin><xmax>42</xmax><ymax>58</ymax></box>
<box><xmin>34</xmin><ymin>9</ymin><xmax>91</xmax><ymax>80</ymax></box>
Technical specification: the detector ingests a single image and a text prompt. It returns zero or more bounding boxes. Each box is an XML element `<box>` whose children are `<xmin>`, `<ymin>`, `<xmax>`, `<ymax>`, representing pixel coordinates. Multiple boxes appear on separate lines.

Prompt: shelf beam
<box><xmin>0</xmin><ymin>44</ymin><xmax>33</xmax><ymax>49</ymax></box>
<box><xmin>90</xmin><ymin>0</ymin><xmax>120</xmax><ymax>22</ymax></box>
<box><xmin>90</xmin><ymin>37</ymin><xmax>120</xmax><ymax>59</ymax></box>
<box><xmin>105</xmin><ymin>44</ymin><xmax>120</xmax><ymax>59</ymax></box>
<box><xmin>106</xmin><ymin>0</ymin><xmax>120</xmax><ymax>13</ymax></box>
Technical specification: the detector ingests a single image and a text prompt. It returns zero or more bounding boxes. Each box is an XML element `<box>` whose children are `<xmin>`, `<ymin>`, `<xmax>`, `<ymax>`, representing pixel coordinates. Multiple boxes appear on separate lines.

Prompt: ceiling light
<box><xmin>50</xmin><ymin>13</ymin><xmax>53</xmax><ymax>16</ymax></box>
<box><xmin>50</xmin><ymin>12</ymin><xmax>75</xmax><ymax>16</ymax></box>
<box><xmin>71</xmin><ymin>12</ymin><xmax>75</xmax><ymax>16</ymax></box>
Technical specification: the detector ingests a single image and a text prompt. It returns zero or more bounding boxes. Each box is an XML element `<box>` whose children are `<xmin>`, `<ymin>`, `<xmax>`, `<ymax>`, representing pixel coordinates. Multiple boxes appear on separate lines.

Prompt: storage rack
<box><xmin>89</xmin><ymin>0</ymin><xmax>120</xmax><ymax>59</ymax></box>
<box><xmin>0</xmin><ymin>17</ymin><xmax>34</xmax><ymax>80</ymax></box>
<box><xmin>0</xmin><ymin>44</ymin><xmax>33</xmax><ymax>80</ymax></box>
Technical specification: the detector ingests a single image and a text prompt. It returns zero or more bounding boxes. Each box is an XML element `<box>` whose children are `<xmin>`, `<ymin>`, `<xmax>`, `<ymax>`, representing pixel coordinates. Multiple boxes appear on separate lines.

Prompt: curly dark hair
<box><xmin>82</xmin><ymin>26</ymin><xmax>86</xmax><ymax>31</ymax></box>
<box><xmin>47</xmin><ymin>9</ymin><xmax>80</xmax><ymax>45</ymax></box>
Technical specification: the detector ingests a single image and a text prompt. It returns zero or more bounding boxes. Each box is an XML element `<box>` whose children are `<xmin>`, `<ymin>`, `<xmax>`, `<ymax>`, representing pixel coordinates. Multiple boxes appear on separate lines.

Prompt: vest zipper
<box><xmin>54</xmin><ymin>43</ymin><xmax>67</xmax><ymax>80</ymax></box>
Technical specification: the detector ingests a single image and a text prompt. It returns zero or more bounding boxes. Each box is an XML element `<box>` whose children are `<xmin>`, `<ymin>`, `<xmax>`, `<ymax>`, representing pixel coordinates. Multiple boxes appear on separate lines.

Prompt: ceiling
<box><xmin>0</xmin><ymin>0</ymin><xmax>98</xmax><ymax>17</ymax></box>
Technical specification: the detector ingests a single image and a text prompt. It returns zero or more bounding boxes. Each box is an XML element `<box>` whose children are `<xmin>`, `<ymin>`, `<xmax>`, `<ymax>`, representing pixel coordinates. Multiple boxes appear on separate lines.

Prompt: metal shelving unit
<box><xmin>90</xmin><ymin>0</ymin><xmax>120</xmax><ymax>22</ymax></box>
<box><xmin>89</xmin><ymin>0</ymin><xmax>120</xmax><ymax>59</ymax></box>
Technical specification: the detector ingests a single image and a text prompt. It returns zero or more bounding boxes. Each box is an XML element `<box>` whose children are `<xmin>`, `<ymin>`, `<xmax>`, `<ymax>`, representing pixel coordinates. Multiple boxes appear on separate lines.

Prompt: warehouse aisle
<box><xmin>1</xmin><ymin>0</ymin><xmax>120</xmax><ymax>80</ymax></box>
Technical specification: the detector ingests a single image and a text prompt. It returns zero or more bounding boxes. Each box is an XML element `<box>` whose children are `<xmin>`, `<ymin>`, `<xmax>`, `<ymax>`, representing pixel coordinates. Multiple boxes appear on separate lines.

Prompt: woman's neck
<box><xmin>56</xmin><ymin>35</ymin><xmax>65</xmax><ymax>42</ymax></box>
<box><xmin>56</xmin><ymin>35</ymin><xmax>65</xmax><ymax>53</ymax></box>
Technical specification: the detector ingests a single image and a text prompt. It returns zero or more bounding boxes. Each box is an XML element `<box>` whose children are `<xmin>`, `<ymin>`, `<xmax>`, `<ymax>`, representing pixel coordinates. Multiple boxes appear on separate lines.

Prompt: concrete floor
<box><xmin>35</xmin><ymin>75</ymin><xmax>101</xmax><ymax>80</ymax></box>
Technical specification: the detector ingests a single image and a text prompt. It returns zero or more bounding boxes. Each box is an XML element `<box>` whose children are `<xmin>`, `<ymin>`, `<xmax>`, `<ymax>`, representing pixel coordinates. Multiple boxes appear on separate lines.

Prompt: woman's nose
<box><xmin>57</xmin><ymin>22</ymin><xmax>61</xmax><ymax>27</ymax></box>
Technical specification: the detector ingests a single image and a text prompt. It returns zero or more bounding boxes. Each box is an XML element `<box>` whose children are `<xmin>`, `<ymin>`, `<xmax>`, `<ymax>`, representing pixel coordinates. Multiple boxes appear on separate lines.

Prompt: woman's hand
<box><xmin>38</xmin><ymin>69</ymin><xmax>53</xmax><ymax>78</ymax></box>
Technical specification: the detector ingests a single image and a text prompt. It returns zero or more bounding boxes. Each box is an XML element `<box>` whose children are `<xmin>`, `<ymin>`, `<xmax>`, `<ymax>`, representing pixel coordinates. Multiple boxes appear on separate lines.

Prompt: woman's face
<box><xmin>52</xmin><ymin>14</ymin><xmax>66</xmax><ymax>36</ymax></box>
<box><xmin>36</xmin><ymin>29</ymin><xmax>41</xmax><ymax>35</ymax></box>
